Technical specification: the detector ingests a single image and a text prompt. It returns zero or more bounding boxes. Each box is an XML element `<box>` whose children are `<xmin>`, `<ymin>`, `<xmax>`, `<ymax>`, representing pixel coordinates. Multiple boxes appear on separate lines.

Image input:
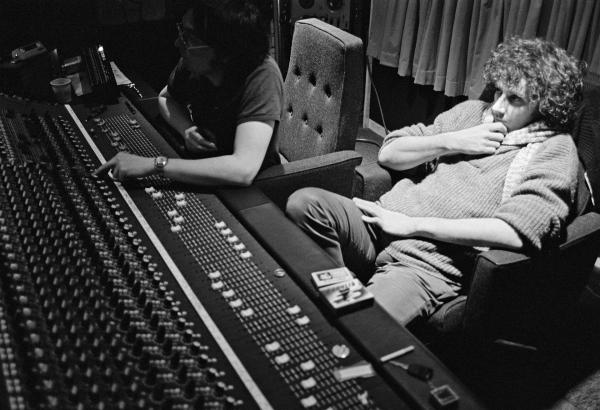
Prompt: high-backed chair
<box><xmin>255</xmin><ymin>18</ymin><xmax>364</xmax><ymax>208</ymax></box>
<box><xmin>355</xmin><ymin>86</ymin><xmax>600</xmax><ymax>352</ymax></box>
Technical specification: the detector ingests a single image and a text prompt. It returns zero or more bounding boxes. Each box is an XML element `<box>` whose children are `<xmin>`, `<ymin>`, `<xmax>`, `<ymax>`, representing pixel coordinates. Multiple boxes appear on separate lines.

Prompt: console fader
<box><xmin>0</xmin><ymin>93</ymin><xmax>410</xmax><ymax>410</ymax></box>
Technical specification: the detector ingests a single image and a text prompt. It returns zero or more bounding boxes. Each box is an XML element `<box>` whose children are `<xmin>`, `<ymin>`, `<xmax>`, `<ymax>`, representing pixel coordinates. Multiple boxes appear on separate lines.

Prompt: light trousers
<box><xmin>286</xmin><ymin>188</ymin><xmax>461</xmax><ymax>325</ymax></box>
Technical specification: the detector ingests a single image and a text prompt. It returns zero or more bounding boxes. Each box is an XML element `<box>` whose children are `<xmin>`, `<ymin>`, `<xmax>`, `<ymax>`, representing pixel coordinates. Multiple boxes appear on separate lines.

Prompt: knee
<box><xmin>285</xmin><ymin>188</ymin><xmax>324</xmax><ymax>223</ymax></box>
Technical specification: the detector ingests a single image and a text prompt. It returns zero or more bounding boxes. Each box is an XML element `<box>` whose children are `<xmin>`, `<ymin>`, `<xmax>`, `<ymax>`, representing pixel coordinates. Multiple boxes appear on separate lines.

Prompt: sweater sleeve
<box><xmin>380</xmin><ymin>100</ymin><xmax>489</xmax><ymax>150</ymax></box>
<box><xmin>493</xmin><ymin>134</ymin><xmax>579</xmax><ymax>251</ymax></box>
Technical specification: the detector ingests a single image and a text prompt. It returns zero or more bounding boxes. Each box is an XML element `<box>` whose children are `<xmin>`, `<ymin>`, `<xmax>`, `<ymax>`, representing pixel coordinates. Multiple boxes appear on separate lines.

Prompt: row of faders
<box><xmin>0</xmin><ymin>103</ymin><xmax>246</xmax><ymax>408</ymax></box>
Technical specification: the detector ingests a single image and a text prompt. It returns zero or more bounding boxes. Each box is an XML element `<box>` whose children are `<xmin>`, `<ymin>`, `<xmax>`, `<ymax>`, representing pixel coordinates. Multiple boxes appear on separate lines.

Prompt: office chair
<box><xmin>255</xmin><ymin>18</ymin><xmax>364</xmax><ymax>209</ymax></box>
<box><xmin>356</xmin><ymin>85</ymin><xmax>600</xmax><ymax>352</ymax></box>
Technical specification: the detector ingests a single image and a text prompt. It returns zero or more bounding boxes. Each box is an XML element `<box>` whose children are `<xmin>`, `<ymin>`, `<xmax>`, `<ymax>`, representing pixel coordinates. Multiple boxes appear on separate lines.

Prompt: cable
<box><xmin>366</xmin><ymin>57</ymin><xmax>389</xmax><ymax>134</ymax></box>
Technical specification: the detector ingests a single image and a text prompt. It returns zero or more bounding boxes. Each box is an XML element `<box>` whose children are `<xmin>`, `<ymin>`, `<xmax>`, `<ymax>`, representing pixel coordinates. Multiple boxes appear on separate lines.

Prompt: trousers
<box><xmin>286</xmin><ymin>187</ymin><xmax>461</xmax><ymax>325</ymax></box>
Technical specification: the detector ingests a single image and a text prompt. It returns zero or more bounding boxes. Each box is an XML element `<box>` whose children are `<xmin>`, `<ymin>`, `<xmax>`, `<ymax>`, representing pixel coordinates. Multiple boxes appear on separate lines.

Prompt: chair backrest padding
<box><xmin>278</xmin><ymin>19</ymin><xmax>364</xmax><ymax>161</ymax></box>
<box><xmin>572</xmin><ymin>85</ymin><xmax>600</xmax><ymax>213</ymax></box>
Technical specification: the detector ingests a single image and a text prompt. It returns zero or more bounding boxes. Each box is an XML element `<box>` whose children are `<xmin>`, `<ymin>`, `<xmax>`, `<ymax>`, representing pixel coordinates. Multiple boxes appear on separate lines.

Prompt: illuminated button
<box><xmin>295</xmin><ymin>316</ymin><xmax>310</xmax><ymax>326</ymax></box>
<box><xmin>220</xmin><ymin>228</ymin><xmax>232</xmax><ymax>236</ymax></box>
<box><xmin>240</xmin><ymin>308</ymin><xmax>254</xmax><ymax>318</ymax></box>
<box><xmin>286</xmin><ymin>305</ymin><xmax>301</xmax><ymax>315</ymax></box>
<box><xmin>233</xmin><ymin>243</ymin><xmax>246</xmax><ymax>251</ymax></box>
<box><xmin>240</xmin><ymin>251</ymin><xmax>252</xmax><ymax>259</ymax></box>
<box><xmin>274</xmin><ymin>353</ymin><xmax>290</xmax><ymax>365</ymax></box>
<box><xmin>170</xmin><ymin>225</ymin><xmax>181</xmax><ymax>233</ymax></box>
<box><xmin>229</xmin><ymin>299</ymin><xmax>243</xmax><ymax>308</ymax></box>
<box><xmin>151</xmin><ymin>192</ymin><xmax>163</xmax><ymax>199</ymax></box>
<box><xmin>173</xmin><ymin>216</ymin><xmax>184</xmax><ymax>224</ymax></box>
<box><xmin>109</xmin><ymin>130</ymin><xmax>119</xmax><ymax>137</ymax></box>
<box><xmin>226</xmin><ymin>235</ymin><xmax>239</xmax><ymax>243</ymax></box>
<box><xmin>211</xmin><ymin>281</ymin><xmax>224</xmax><ymax>290</ymax></box>
<box><xmin>300</xmin><ymin>360</ymin><xmax>315</xmax><ymax>372</ymax></box>
<box><xmin>176</xmin><ymin>200</ymin><xmax>187</xmax><ymax>207</ymax></box>
<box><xmin>144</xmin><ymin>187</ymin><xmax>156</xmax><ymax>194</ymax></box>
<box><xmin>167</xmin><ymin>210</ymin><xmax>178</xmax><ymax>217</ymax></box>
<box><xmin>300</xmin><ymin>396</ymin><xmax>317</xmax><ymax>408</ymax></box>
<box><xmin>208</xmin><ymin>271</ymin><xmax>222</xmax><ymax>280</ymax></box>
<box><xmin>222</xmin><ymin>290</ymin><xmax>235</xmax><ymax>298</ymax></box>
<box><xmin>214</xmin><ymin>221</ymin><xmax>226</xmax><ymax>229</ymax></box>
<box><xmin>265</xmin><ymin>342</ymin><xmax>280</xmax><ymax>352</ymax></box>
<box><xmin>300</xmin><ymin>377</ymin><xmax>316</xmax><ymax>389</ymax></box>
<box><xmin>174</xmin><ymin>193</ymin><xmax>186</xmax><ymax>200</ymax></box>
<box><xmin>128</xmin><ymin>118</ymin><xmax>138</xmax><ymax>125</ymax></box>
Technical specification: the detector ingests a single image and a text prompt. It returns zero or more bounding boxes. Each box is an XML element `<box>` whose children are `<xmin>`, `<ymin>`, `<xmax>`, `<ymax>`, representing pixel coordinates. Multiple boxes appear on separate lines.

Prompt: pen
<box><xmin>380</xmin><ymin>345</ymin><xmax>415</xmax><ymax>362</ymax></box>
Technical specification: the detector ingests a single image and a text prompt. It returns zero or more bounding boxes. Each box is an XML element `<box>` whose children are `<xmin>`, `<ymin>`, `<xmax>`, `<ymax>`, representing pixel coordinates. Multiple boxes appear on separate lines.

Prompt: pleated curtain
<box><xmin>367</xmin><ymin>0</ymin><xmax>600</xmax><ymax>98</ymax></box>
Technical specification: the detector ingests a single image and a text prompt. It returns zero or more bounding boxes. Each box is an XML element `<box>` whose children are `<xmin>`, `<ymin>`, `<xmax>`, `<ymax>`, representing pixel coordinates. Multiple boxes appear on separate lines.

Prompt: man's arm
<box><xmin>353</xmin><ymin>198</ymin><xmax>523</xmax><ymax>250</ymax></box>
<box><xmin>378</xmin><ymin>122</ymin><xmax>507</xmax><ymax>171</ymax></box>
<box><xmin>94</xmin><ymin>120</ymin><xmax>274</xmax><ymax>186</ymax></box>
<box><xmin>162</xmin><ymin>120</ymin><xmax>274</xmax><ymax>186</ymax></box>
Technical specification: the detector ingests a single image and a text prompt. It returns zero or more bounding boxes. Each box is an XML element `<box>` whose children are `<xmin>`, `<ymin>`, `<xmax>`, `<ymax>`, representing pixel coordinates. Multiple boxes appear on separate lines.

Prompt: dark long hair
<box><xmin>192</xmin><ymin>0</ymin><xmax>270</xmax><ymax>77</ymax></box>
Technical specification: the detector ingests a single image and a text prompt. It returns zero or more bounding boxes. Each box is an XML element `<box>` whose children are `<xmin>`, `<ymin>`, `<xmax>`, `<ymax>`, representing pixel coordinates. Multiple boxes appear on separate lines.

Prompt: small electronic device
<box><xmin>430</xmin><ymin>385</ymin><xmax>460</xmax><ymax>408</ymax></box>
<box><xmin>318</xmin><ymin>278</ymin><xmax>374</xmax><ymax>314</ymax></box>
<box><xmin>81</xmin><ymin>44</ymin><xmax>118</xmax><ymax>102</ymax></box>
<box><xmin>11</xmin><ymin>41</ymin><xmax>47</xmax><ymax>62</ymax></box>
<box><xmin>311</xmin><ymin>267</ymin><xmax>354</xmax><ymax>288</ymax></box>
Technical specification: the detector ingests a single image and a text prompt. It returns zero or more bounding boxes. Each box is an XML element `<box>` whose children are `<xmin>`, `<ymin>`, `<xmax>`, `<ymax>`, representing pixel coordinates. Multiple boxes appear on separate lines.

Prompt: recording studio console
<box><xmin>0</xmin><ymin>91</ymin><xmax>482</xmax><ymax>409</ymax></box>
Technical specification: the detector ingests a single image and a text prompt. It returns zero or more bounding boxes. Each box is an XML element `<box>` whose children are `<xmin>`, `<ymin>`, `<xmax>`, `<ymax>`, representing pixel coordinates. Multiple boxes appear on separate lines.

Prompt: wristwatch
<box><xmin>154</xmin><ymin>156</ymin><xmax>168</xmax><ymax>174</ymax></box>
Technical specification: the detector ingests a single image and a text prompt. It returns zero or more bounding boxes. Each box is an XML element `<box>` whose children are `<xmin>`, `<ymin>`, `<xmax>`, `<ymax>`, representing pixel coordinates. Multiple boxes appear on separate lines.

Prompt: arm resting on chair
<box><xmin>462</xmin><ymin>212</ymin><xmax>600</xmax><ymax>345</ymax></box>
<box><xmin>255</xmin><ymin>150</ymin><xmax>362</xmax><ymax>209</ymax></box>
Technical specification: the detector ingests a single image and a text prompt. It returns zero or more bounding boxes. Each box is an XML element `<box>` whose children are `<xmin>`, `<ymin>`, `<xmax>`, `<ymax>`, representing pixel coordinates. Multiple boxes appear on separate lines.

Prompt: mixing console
<box><xmin>0</xmin><ymin>93</ymin><xmax>412</xmax><ymax>410</ymax></box>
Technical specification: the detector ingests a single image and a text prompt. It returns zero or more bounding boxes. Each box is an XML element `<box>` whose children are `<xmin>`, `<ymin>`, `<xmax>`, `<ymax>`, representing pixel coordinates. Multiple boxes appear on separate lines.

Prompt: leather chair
<box><xmin>255</xmin><ymin>19</ymin><xmax>364</xmax><ymax>209</ymax></box>
<box><xmin>355</xmin><ymin>85</ymin><xmax>600</xmax><ymax>352</ymax></box>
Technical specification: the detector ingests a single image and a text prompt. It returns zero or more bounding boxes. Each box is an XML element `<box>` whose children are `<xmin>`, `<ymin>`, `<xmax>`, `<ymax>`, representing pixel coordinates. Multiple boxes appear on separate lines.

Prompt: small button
<box><xmin>240</xmin><ymin>308</ymin><xmax>254</xmax><ymax>318</ymax></box>
<box><xmin>170</xmin><ymin>225</ymin><xmax>181</xmax><ymax>233</ymax></box>
<box><xmin>211</xmin><ymin>281</ymin><xmax>224</xmax><ymax>290</ymax></box>
<box><xmin>208</xmin><ymin>271</ymin><xmax>221</xmax><ymax>280</ymax></box>
<box><xmin>300</xmin><ymin>377</ymin><xmax>316</xmax><ymax>389</ymax></box>
<box><xmin>300</xmin><ymin>360</ymin><xmax>315</xmax><ymax>372</ymax></box>
<box><xmin>229</xmin><ymin>299</ymin><xmax>243</xmax><ymax>308</ymax></box>
<box><xmin>300</xmin><ymin>396</ymin><xmax>317</xmax><ymax>408</ymax></box>
<box><xmin>286</xmin><ymin>305</ymin><xmax>301</xmax><ymax>315</ymax></box>
<box><xmin>295</xmin><ymin>316</ymin><xmax>310</xmax><ymax>326</ymax></box>
<box><xmin>274</xmin><ymin>353</ymin><xmax>290</xmax><ymax>365</ymax></box>
<box><xmin>265</xmin><ymin>342</ymin><xmax>280</xmax><ymax>352</ymax></box>
<box><xmin>240</xmin><ymin>251</ymin><xmax>252</xmax><ymax>259</ymax></box>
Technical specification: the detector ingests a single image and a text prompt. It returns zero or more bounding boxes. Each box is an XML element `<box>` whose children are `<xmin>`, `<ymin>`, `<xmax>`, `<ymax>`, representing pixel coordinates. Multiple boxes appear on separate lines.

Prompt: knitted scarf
<box><xmin>482</xmin><ymin>109</ymin><xmax>558</xmax><ymax>202</ymax></box>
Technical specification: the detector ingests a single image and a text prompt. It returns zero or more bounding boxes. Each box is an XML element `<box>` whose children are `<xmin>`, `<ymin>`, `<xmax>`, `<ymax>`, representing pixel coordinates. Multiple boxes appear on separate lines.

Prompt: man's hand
<box><xmin>353</xmin><ymin>197</ymin><xmax>417</xmax><ymax>237</ymax></box>
<box><xmin>93</xmin><ymin>152</ymin><xmax>155</xmax><ymax>181</ymax></box>
<box><xmin>184</xmin><ymin>125</ymin><xmax>217</xmax><ymax>154</ymax></box>
<box><xmin>449</xmin><ymin>122</ymin><xmax>507</xmax><ymax>155</ymax></box>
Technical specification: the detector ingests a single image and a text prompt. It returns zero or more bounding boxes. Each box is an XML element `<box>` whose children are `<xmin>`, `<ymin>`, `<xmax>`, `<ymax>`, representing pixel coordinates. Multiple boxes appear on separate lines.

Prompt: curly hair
<box><xmin>483</xmin><ymin>37</ymin><xmax>586</xmax><ymax>132</ymax></box>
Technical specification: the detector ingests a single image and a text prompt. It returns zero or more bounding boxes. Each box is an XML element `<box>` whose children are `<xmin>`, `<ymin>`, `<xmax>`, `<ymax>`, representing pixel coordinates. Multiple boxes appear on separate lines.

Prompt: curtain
<box><xmin>367</xmin><ymin>0</ymin><xmax>600</xmax><ymax>98</ymax></box>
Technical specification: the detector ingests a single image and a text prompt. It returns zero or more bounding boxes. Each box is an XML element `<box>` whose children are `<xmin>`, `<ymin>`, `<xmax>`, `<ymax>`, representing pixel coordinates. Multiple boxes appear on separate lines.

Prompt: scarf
<box><xmin>482</xmin><ymin>109</ymin><xmax>557</xmax><ymax>203</ymax></box>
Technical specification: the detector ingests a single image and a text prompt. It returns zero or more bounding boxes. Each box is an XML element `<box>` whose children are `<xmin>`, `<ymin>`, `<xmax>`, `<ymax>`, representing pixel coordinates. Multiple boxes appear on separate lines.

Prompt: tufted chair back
<box><xmin>277</xmin><ymin>19</ymin><xmax>364</xmax><ymax>162</ymax></box>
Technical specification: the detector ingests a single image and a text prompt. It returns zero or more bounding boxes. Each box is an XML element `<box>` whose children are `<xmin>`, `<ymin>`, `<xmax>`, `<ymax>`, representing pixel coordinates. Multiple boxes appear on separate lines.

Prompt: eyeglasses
<box><xmin>176</xmin><ymin>22</ymin><xmax>210</xmax><ymax>52</ymax></box>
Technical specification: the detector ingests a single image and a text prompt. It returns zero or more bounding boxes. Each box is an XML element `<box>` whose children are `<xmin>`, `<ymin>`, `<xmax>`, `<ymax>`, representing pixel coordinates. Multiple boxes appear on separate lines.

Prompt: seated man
<box><xmin>287</xmin><ymin>37</ymin><xmax>585</xmax><ymax>326</ymax></box>
<box><xmin>95</xmin><ymin>0</ymin><xmax>283</xmax><ymax>186</ymax></box>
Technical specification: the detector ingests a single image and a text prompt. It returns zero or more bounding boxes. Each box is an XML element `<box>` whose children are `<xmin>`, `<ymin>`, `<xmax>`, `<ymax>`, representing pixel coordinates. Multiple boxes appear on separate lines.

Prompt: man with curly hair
<box><xmin>286</xmin><ymin>37</ymin><xmax>585</xmax><ymax>325</ymax></box>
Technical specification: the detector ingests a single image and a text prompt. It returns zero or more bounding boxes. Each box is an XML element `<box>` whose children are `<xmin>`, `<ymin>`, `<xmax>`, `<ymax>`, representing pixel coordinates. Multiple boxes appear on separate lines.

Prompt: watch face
<box><xmin>155</xmin><ymin>156</ymin><xmax>168</xmax><ymax>170</ymax></box>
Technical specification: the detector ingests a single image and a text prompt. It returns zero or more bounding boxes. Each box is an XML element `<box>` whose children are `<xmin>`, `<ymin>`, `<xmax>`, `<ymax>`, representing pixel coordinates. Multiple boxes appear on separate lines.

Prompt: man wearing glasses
<box><xmin>95</xmin><ymin>0</ymin><xmax>284</xmax><ymax>186</ymax></box>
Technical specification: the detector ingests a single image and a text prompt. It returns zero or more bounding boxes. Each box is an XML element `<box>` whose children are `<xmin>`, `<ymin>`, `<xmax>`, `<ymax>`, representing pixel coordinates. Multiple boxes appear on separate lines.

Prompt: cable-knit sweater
<box><xmin>377</xmin><ymin>100</ymin><xmax>579</xmax><ymax>281</ymax></box>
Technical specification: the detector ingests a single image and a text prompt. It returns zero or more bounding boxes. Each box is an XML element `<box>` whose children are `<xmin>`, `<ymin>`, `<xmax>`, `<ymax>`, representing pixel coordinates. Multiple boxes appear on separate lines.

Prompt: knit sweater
<box><xmin>377</xmin><ymin>100</ymin><xmax>579</xmax><ymax>281</ymax></box>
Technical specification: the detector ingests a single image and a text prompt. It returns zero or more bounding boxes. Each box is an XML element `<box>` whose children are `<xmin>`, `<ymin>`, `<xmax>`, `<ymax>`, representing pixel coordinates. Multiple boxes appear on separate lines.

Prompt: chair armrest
<box><xmin>463</xmin><ymin>212</ymin><xmax>600</xmax><ymax>345</ymax></box>
<box><xmin>476</xmin><ymin>212</ymin><xmax>600</xmax><ymax>267</ymax></box>
<box><xmin>254</xmin><ymin>150</ymin><xmax>362</xmax><ymax>208</ymax></box>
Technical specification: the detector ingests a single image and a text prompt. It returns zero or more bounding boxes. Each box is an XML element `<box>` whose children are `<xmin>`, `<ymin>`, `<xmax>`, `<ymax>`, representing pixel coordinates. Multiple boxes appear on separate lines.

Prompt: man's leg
<box><xmin>367</xmin><ymin>264</ymin><xmax>461</xmax><ymax>325</ymax></box>
<box><xmin>286</xmin><ymin>188</ymin><xmax>379</xmax><ymax>279</ymax></box>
